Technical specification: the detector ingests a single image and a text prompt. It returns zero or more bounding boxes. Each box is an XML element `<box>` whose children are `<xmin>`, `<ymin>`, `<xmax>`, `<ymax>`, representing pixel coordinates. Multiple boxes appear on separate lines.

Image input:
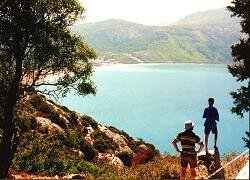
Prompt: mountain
<box><xmin>174</xmin><ymin>8</ymin><xmax>238</xmax><ymax>26</ymax></box>
<box><xmin>71</xmin><ymin>8</ymin><xmax>240</xmax><ymax>64</ymax></box>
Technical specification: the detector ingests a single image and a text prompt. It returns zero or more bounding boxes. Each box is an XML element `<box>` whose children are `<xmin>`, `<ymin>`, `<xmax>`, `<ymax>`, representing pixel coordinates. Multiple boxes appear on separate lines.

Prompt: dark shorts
<box><xmin>181</xmin><ymin>153</ymin><xmax>197</xmax><ymax>168</ymax></box>
<box><xmin>205</xmin><ymin>127</ymin><xmax>217</xmax><ymax>135</ymax></box>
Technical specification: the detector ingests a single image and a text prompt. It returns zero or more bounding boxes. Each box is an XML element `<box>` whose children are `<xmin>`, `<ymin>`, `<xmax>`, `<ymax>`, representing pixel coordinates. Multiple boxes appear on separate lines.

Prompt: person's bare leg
<box><xmin>205</xmin><ymin>134</ymin><xmax>209</xmax><ymax>153</ymax></box>
<box><xmin>180</xmin><ymin>167</ymin><xmax>187</xmax><ymax>179</ymax></box>
<box><xmin>190</xmin><ymin>168</ymin><xmax>197</xmax><ymax>179</ymax></box>
<box><xmin>214</xmin><ymin>131</ymin><xmax>218</xmax><ymax>148</ymax></box>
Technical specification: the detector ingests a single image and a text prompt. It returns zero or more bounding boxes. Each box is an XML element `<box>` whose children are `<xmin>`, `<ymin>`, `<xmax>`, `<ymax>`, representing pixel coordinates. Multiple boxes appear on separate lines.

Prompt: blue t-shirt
<box><xmin>203</xmin><ymin>106</ymin><xmax>219</xmax><ymax>129</ymax></box>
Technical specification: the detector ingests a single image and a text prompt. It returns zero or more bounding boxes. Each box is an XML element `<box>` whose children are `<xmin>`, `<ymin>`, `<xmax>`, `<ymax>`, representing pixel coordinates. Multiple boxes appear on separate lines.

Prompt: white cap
<box><xmin>184</xmin><ymin>120</ymin><xmax>195</xmax><ymax>130</ymax></box>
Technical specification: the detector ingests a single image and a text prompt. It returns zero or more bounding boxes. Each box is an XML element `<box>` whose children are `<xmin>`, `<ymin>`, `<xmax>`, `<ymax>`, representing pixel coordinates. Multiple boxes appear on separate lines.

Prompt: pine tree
<box><xmin>227</xmin><ymin>0</ymin><xmax>250</xmax><ymax>117</ymax></box>
<box><xmin>227</xmin><ymin>0</ymin><xmax>250</xmax><ymax>148</ymax></box>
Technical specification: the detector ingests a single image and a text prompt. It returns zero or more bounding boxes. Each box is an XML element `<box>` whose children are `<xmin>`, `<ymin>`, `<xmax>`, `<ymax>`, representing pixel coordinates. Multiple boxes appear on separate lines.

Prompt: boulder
<box><xmin>63</xmin><ymin>174</ymin><xmax>85</xmax><ymax>179</ymax></box>
<box><xmin>197</xmin><ymin>148</ymin><xmax>224</xmax><ymax>179</ymax></box>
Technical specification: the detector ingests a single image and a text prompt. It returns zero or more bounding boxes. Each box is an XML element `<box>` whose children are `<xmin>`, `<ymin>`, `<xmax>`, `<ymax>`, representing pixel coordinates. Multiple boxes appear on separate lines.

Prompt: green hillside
<box><xmin>9</xmin><ymin>94</ymin><xmax>248</xmax><ymax>179</ymax></box>
<box><xmin>11</xmin><ymin>93</ymin><xmax>159</xmax><ymax>178</ymax></box>
<box><xmin>71</xmin><ymin>8</ymin><xmax>240</xmax><ymax>64</ymax></box>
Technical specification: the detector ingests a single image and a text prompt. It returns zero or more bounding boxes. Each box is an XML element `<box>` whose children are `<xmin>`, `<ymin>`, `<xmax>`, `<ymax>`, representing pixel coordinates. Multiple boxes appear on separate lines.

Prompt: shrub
<box><xmin>93</xmin><ymin>137</ymin><xmax>110</xmax><ymax>153</ymax></box>
<box><xmin>39</xmin><ymin>126</ymin><xmax>49</xmax><ymax>134</ymax></box>
<box><xmin>61</xmin><ymin>105</ymin><xmax>72</xmax><ymax>113</ymax></box>
<box><xmin>222</xmin><ymin>151</ymin><xmax>248</xmax><ymax>179</ymax></box>
<box><xmin>13</xmin><ymin>132</ymin><xmax>104</xmax><ymax>177</ymax></box>
<box><xmin>81</xmin><ymin>115</ymin><xmax>98</xmax><ymax>128</ymax></box>
<box><xmin>107</xmin><ymin>126</ymin><xmax>134</xmax><ymax>143</ymax></box>
<box><xmin>98</xmin><ymin>154</ymin><xmax>181</xmax><ymax>179</ymax></box>
<box><xmin>30</xmin><ymin>95</ymin><xmax>53</xmax><ymax>116</ymax></box>
<box><xmin>15</xmin><ymin>116</ymin><xmax>37</xmax><ymax>132</ymax></box>
<box><xmin>116</xmin><ymin>151</ymin><xmax>133</xmax><ymax>167</ymax></box>
<box><xmin>52</xmin><ymin>131</ymin><xmax>84</xmax><ymax>148</ymax></box>
<box><xmin>69</xmin><ymin>112</ymin><xmax>79</xmax><ymax>125</ymax></box>
<box><xmin>48</xmin><ymin>112</ymin><xmax>67</xmax><ymax>129</ymax></box>
<box><xmin>132</xmin><ymin>149</ymin><xmax>158</xmax><ymax>166</ymax></box>
<box><xmin>30</xmin><ymin>94</ymin><xmax>68</xmax><ymax>129</ymax></box>
<box><xmin>93</xmin><ymin>131</ymin><xmax>118</xmax><ymax>153</ymax></box>
<box><xmin>80</xmin><ymin>141</ymin><xmax>97</xmax><ymax>162</ymax></box>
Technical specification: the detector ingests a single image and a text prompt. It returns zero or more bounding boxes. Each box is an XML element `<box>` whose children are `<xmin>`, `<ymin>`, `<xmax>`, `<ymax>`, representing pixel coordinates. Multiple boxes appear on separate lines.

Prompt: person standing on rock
<box><xmin>172</xmin><ymin>120</ymin><xmax>204</xmax><ymax>179</ymax></box>
<box><xmin>203</xmin><ymin>98</ymin><xmax>219</xmax><ymax>153</ymax></box>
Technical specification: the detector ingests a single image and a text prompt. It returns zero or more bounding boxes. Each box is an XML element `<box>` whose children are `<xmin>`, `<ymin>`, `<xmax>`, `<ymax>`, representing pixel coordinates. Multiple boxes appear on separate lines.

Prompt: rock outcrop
<box><xmin>197</xmin><ymin>148</ymin><xmax>225</xmax><ymax>179</ymax></box>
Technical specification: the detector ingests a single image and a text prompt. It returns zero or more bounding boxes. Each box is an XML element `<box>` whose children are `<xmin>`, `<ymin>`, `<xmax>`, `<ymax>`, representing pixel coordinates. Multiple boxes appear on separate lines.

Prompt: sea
<box><xmin>56</xmin><ymin>63</ymin><xmax>249</xmax><ymax>154</ymax></box>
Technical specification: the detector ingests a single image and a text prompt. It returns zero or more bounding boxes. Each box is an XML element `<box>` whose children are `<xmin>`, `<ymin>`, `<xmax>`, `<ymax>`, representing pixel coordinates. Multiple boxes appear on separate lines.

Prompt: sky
<box><xmin>79</xmin><ymin>0</ymin><xmax>232</xmax><ymax>25</ymax></box>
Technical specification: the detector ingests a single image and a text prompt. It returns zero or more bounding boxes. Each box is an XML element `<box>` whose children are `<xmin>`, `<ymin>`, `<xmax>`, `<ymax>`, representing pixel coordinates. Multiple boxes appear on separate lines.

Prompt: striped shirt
<box><xmin>174</xmin><ymin>130</ymin><xmax>203</xmax><ymax>155</ymax></box>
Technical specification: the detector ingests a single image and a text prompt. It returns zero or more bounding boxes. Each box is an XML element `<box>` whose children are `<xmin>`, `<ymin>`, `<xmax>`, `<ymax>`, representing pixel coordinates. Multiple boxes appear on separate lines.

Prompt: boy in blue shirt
<box><xmin>203</xmin><ymin>98</ymin><xmax>219</xmax><ymax>153</ymax></box>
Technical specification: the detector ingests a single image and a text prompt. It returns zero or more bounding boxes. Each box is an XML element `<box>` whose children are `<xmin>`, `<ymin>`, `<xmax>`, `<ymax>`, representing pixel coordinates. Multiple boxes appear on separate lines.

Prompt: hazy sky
<box><xmin>79</xmin><ymin>0</ymin><xmax>232</xmax><ymax>25</ymax></box>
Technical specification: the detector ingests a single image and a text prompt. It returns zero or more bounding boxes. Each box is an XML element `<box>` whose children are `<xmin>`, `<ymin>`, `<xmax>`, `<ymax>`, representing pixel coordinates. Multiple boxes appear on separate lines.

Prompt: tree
<box><xmin>0</xmin><ymin>0</ymin><xmax>96</xmax><ymax>177</ymax></box>
<box><xmin>227</xmin><ymin>0</ymin><xmax>250</xmax><ymax>148</ymax></box>
<box><xmin>227</xmin><ymin>0</ymin><xmax>250</xmax><ymax>117</ymax></box>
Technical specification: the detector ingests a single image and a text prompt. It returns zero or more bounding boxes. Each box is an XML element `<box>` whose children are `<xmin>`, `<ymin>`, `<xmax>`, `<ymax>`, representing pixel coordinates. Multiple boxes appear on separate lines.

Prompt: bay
<box><xmin>57</xmin><ymin>63</ymin><xmax>249</xmax><ymax>154</ymax></box>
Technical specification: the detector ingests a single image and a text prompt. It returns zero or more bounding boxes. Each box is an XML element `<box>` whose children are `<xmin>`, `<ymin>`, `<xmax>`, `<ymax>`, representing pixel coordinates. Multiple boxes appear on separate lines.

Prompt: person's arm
<box><xmin>196</xmin><ymin>142</ymin><xmax>204</xmax><ymax>153</ymax></box>
<box><xmin>216</xmin><ymin>108</ymin><xmax>219</xmax><ymax>121</ymax></box>
<box><xmin>172</xmin><ymin>138</ymin><xmax>181</xmax><ymax>153</ymax></box>
<box><xmin>203</xmin><ymin>108</ymin><xmax>207</xmax><ymax>118</ymax></box>
<box><xmin>196</xmin><ymin>137</ymin><xmax>204</xmax><ymax>153</ymax></box>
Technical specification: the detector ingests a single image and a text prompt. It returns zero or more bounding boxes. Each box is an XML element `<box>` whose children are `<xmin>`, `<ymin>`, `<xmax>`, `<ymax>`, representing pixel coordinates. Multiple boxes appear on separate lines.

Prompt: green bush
<box><xmin>108</xmin><ymin>126</ymin><xmax>134</xmax><ymax>142</ymax></box>
<box><xmin>93</xmin><ymin>131</ymin><xmax>118</xmax><ymax>153</ymax></box>
<box><xmin>81</xmin><ymin>115</ymin><xmax>98</xmax><ymax>128</ymax></box>
<box><xmin>93</xmin><ymin>138</ymin><xmax>109</xmax><ymax>153</ymax></box>
<box><xmin>48</xmin><ymin>112</ymin><xmax>67</xmax><ymax>129</ymax></box>
<box><xmin>15</xmin><ymin>116</ymin><xmax>37</xmax><ymax>132</ymax></box>
<box><xmin>30</xmin><ymin>95</ymin><xmax>68</xmax><ymax>129</ymax></box>
<box><xmin>30</xmin><ymin>95</ymin><xmax>53</xmax><ymax>116</ymax></box>
<box><xmin>13</xmin><ymin>132</ymin><xmax>104</xmax><ymax>177</ymax></box>
<box><xmin>80</xmin><ymin>141</ymin><xmax>97</xmax><ymax>162</ymax></box>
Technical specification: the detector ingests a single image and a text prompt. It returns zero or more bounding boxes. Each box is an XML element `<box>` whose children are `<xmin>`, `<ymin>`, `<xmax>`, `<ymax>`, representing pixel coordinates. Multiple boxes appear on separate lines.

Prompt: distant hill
<box><xmin>71</xmin><ymin>8</ymin><xmax>240</xmax><ymax>64</ymax></box>
<box><xmin>174</xmin><ymin>8</ymin><xmax>238</xmax><ymax>26</ymax></box>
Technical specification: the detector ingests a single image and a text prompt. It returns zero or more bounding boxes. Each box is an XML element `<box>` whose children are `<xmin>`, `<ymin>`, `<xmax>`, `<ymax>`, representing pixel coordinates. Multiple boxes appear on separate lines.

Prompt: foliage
<box><xmin>13</xmin><ymin>132</ymin><xmax>101</xmax><ymax>176</ymax></box>
<box><xmin>227</xmin><ymin>0</ymin><xmax>250</xmax><ymax>149</ymax></box>
<box><xmin>227</xmin><ymin>0</ymin><xmax>250</xmax><ymax>118</ymax></box>
<box><xmin>222</xmin><ymin>151</ymin><xmax>249</xmax><ymax>179</ymax></box>
<box><xmin>242</xmin><ymin>131</ymin><xmax>250</xmax><ymax>148</ymax></box>
<box><xmin>0</xmin><ymin>0</ymin><xmax>96</xmax><ymax>176</ymax></box>
<box><xmin>132</xmin><ymin>149</ymin><xmax>159</xmax><ymax>167</ymax></box>
<box><xmin>108</xmin><ymin>126</ymin><xmax>159</xmax><ymax>155</ymax></box>
<box><xmin>14</xmin><ymin>100</ymin><xmax>37</xmax><ymax>132</ymax></box>
<box><xmin>80</xmin><ymin>141</ymin><xmax>98</xmax><ymax>162</ymax></box>
<box><xmin>116</xmin><ymin>151</ymin><xmax>133</xmax><ymax>167</ymax></box>
<box><xmin>29</xmin><ymin>95</ymin><xmax>67</xmax><ymax>129</ymax></box>
<box><xmin>93</xmin><ymin>130</ymin><xmax>119</xmax><ymax>153</ymax></box>
<box><xmin>94</xmin><ymin>155</ymin><xmax>181</xmax><ymax>179</ymax></box>
<box><xmin>80</xmin><ymin>115</ymin><xmax>98</xmax><ymax>129</ymax></box>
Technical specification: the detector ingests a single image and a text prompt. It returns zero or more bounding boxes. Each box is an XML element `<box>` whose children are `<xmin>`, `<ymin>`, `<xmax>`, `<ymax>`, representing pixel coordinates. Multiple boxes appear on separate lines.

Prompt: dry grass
<box><xmin>222</xmin><ymin>152</ymin><xmax>249</xmax><ymax>179</ymax></box>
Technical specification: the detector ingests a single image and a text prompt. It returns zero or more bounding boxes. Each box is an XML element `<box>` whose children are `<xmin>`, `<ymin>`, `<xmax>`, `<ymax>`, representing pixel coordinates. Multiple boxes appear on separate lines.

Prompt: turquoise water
<box><xmin>57</xmin><ymin>64</ymin><xmax>249</xmax><ymax>154</ymax></box>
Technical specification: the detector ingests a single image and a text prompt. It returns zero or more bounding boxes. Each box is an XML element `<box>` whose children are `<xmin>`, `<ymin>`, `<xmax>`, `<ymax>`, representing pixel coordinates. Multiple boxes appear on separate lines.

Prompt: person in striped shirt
<box><xmin>172</xmin><ymin>120</ymin><xmax>204</xmax><ymax>179</ymax></box>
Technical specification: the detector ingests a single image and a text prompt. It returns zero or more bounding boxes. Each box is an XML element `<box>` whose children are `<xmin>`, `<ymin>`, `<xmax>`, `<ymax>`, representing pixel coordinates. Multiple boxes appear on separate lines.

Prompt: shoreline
<box><xmin>93</xmin><ymin>62</ymin><xmax>228</xmax><ymax>70</ymax></box>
